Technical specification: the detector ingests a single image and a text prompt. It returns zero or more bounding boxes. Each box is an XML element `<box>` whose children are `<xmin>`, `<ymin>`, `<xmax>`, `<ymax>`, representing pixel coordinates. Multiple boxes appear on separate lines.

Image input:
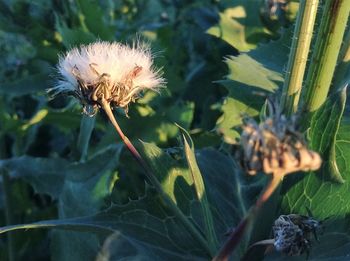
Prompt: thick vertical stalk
<box><xmin>302</xmin><ymin>0</ymin><xmax>350</xmax><ymax>114</ymax></box>
<box><xmin>280</xmin><ymin>0</ymin><xmax>319</xmax><ymax>115</ymax></box>
<box><xmin>331</xmin><ymin>27</ymin><xmax>350</xmax><ymax>91</ymax></box>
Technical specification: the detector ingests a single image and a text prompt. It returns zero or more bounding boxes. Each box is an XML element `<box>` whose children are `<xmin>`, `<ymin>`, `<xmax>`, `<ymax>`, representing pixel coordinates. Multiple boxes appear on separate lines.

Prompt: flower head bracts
<box><xmin>239</xmin><ymin>101</ymin><xmax>321</xmax><ymax>176</ymax></box>
<box><xmin>52</xmin><ymin>41</ymin><xmax>164</xmax><ymax>115</ymax></box>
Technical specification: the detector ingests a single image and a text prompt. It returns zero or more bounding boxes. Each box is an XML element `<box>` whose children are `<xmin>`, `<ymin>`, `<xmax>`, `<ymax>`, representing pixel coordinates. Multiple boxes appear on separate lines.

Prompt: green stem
<box><xmin>100</xmin><ymin>98</ymin><xmax>212</xmax><ymax>257</ymax></box>
<box><xmin>331</xmin><ymin>27</ymin><xmax>350</xmax><ymax>91</ymax></box>
<box><xmin>0</xmin><ymin>134</ymin><xmax>15</xmax><ymax>261</ymax></box>
<box><xmin>75</xmin><ymin>114</ymin><xmax>96</xmax><ymax>162</ymax></box>
<box><xmin>2</xmin><ymin>172</ymin><xmax>15</xmax><ymax>261</ymax></box>
<box><xmin>302</xmin><ymin>0</ymin><xmax>350</xmax><ymax>114</ymax></box>
<box><xmin>280</xmin><ymin>0</ymin><xmax>319</xmax><ymax>115</ymax></box>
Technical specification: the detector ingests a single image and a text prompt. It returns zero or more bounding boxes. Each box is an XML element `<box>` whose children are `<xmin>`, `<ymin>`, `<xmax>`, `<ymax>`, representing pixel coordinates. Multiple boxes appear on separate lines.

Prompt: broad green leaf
<box><xmin>0</xmin><ymin>188</ymin><xmax>208</xmax><ymax>260</ymax></box>
<box><xmin>215</xmin><ymin>29</ymin><xmax>291</xmax><ymax>142</ymax></box>
<box><xmin>196</xmin><ymin>149</ymin><xmax>259</xmax><ymax>258</ymax></box>
<box><xmin>137</xmin><ymin>141</ymin><xmax>196</xmax><ymax>212</ymax></box>
<box><xmin>280</xmin><ymin>117</ymin><xmax>350</xmax><ymax>219</ymax></box>
<box><xmin>206</xmin><ymin>7</ymin><xmax>255</xmax><ymax>52</ymax></box>
<box><xmin>206</xmin><ymin>1</ymin><xmax>274</xmax><ymax>52</ymax></box>
<box><xmin>0</xmin><ymin>143</ymin><xmax>255</xmax><ymax>260</ymax></box>
<box><xmin>42</xmin><ymin>110</ymin><xmax>82</xmax><ymax>133</ymax></box>
<box><xmin>309</xmin><ymin>87</ymin><xmax>347</xmax><ymax>182</ymax></box>
<box><xmin>131</xmin><ymin>141</ymin><xmax>256</xmax><ymax>258</ymax></box>
<box><xmin>225</xmin><ymin>55</ymin><xmax>283</xmax><ymax>91</ymax></box>
<box><xmin>0</xmin><ymin>73</ymin><xmax>49</xmax><ymax>96</ymax></box>
<box><xmin>0</xmin><ymin>156</ymin><xmax>68</xmax><ymax>199</ymax></box>
<box><xmin>55</xmin><ymin>18</ymin><xmax>95</xmax><ymax>48</ymax></box>
<box><xmin>76</xmin><ymin>0</ymin><xmax>114</xmax><ymax>40</ymax></box>
<box><xmin>52</xmin><ymin>145</ymin><xmax>122</xmax><ymax>261</ymax></box>
<box><xmin>0</xmin><ymin>145</ymin><xmax>121</xmax><ymax>199</ymax></box>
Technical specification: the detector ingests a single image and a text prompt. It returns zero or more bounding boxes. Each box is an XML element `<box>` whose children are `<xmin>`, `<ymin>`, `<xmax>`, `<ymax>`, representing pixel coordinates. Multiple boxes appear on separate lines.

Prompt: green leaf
<box><xmin>178</xmin><ymin>125</ymin><xmax>219</xmax><ymax>253</ymax></box>
<box><xmin>280</xmin><ymin>116</ymin><xmax>350</xmax><ymax>219</ymax></box>
<box><xmin>0</xmin><ymin>73</ymin><xmax>49</xmax><ymax>96</ymax></box>
<box><xmin>0</xmin><ymin>188</ymin><xmax>208</xmax><ymax>260</ymax></box>
<box><xmin>206</xmin><ymin>7</ymin><xmax>255</xmax><ymax>52</ymax></box>
<box><xmin>55</xmin><ymin>18</ymin><xmax>95</xmax><ymax>48</ymax></box>
<box><xmin>309</xmin><ymin>87</ymin><xmax>347</xmax><ymax>183</ymax></box>
<box><xmin>133</xmin><ymin>142</ymin><xmax>255</xmax><ymax>258</ymax></box>
<box><xmin>76</xmin><ymin>0</ymin><xmax>114</xmax><ymax>40</ymax></box>
<box><xmin>215</xmin><ymin>29</ymin><xmax>291</xmax><ymax>142</ymax></box>
<box><xmin>136</xmin><ymin>141</ymin><xmax>196</xmax><ymax>212</ymax></box>
<box><xmin>0</xmin><ymin>156</ymin><xmax>68</xmax><ymax>199</ymax></box>
<box><xmin>51</xmin><ymin>145</ymin><xmax>122</xmax><ymax>261</ymax></box>
<box><xmin>196</xmin><ymin>148</ymin><xmax>259</xmax><ymax>258</ymax></box>
<box><xmin>0</xmin><ymin>145</ymin><xmax>121</xmax><ymax>199</ymax></box>
<box><xmin>206</xmin><ymin>2</ymin><xmax>274</xmax><ymax>52</ymax></box>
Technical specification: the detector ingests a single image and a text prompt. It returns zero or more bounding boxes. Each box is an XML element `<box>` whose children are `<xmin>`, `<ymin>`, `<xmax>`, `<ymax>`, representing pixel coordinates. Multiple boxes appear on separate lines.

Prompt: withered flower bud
<box><xmin>51</xmin><ymin>41</ymin><xmax>165</xmax><ymax>116</ymax></box>
<box><xmin>273</xmin><ymin>214</ymin><xmax>322</xmax><ymax>256</ymax></box>
<box><xmin>239</xmin><ymin>103</ymin><xmax>321</xmax><ymax>176</ymax></box>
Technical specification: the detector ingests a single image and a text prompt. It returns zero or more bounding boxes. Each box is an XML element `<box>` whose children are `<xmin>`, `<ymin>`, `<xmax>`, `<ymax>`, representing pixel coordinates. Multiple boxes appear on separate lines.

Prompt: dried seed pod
<box><xmin>239</xmin><ymin>101</ymin><xmax>321</xmax><ymax>176</ymax></box>
<box><xmin>273</xmin><ymin>214</ymin><xmax>322</xmax><ymax>256</ymax></box>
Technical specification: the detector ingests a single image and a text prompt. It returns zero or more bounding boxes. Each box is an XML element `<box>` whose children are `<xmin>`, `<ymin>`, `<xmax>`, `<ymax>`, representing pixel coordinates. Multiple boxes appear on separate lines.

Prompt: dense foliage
<box><xmin>0</xmin><ymin>0</ymin><xmax>349</xmax><ymax>260</ymax></box>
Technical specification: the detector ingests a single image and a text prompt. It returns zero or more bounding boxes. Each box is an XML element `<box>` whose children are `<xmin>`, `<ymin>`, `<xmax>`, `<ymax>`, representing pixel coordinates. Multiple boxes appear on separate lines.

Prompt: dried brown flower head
<box><xmin>273</xmin><ymin>214</ymin><xmax>322</xmax><ymax>256</ymax></box>
<box><xmin>239</xmin><ymin>102</ymin><xmax>321</xmax><ymax>176</ymax></box>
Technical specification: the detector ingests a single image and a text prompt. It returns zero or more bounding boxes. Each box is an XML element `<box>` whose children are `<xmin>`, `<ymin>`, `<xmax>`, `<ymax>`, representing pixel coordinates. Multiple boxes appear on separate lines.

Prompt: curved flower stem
<box><xmin>255</xmin><ymin>174</ymin><xmax>282</xmax><ymax>209</ymax></box>
<box><xmin>213</xmin><ymin>174</ymin><xmax>282</xmax><ymax>261</ymax></box>
<box><xmin>100</xmin><ymin>98</ymin><xmax>213</xmax><ymax>257</ymax></box>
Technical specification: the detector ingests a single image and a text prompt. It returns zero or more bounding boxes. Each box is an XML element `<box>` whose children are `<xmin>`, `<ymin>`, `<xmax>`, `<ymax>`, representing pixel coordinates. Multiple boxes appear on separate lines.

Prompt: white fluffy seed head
<box><xmin>52</xmin><ymin>41</ymin><xmax>165</xmax><ymax>115</ymax></box>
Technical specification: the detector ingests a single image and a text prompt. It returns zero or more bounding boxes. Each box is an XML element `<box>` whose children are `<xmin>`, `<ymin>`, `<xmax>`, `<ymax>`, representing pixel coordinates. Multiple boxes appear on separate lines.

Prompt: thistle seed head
<box><xmin>239</xmin><ymin>102</ymin><xmax>321</xmax><ymax>176</ymax></box>
<box><xmin>51</xmin><ymin>41</ymin><xmax>165</xmax><ymax>116</ymax></box>
<box><xmin>273</xmin><ymin>214</ymin><xmax>322</xmax><ymax>256</ymax></box>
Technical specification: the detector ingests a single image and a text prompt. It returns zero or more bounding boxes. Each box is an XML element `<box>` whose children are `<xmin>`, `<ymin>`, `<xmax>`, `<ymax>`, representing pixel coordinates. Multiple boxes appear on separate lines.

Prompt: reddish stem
<box><xmin>213</xmin><ymin>174</ymin><xmax>282</xmax><ymax>261</ymax></box>
<box><xmin>101</xmin><ymin>98</ymin><xmax>148</xmax><ymax>170</ymax></box>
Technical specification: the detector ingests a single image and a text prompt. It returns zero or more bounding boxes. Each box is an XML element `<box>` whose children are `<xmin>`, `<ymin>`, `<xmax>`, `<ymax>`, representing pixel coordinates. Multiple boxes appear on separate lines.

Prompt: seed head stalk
<box><xmin>213</xmin><ymin>174</ymin><xmax>282</xmax><ymax>261</ymax></box>
<box><xmin>100</xmin><ymin>97</ymin><xmax>212</xmax><ymax>257</ymax></box>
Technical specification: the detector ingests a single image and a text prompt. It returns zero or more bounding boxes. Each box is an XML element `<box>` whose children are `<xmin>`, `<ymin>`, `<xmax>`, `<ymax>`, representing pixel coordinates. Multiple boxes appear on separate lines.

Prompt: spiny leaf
<box><xmin>215</xmin><ymin>29</ymin><xmax>291</xmax><ymax>142</ymax></box>
<box><xmin>0</xmin><ymin>73</ymin><xmax>50</xmax><ymax>96</ymax></box>
<box><xmin>0</xmin><ymin>145</ymin><xmax>121</xmax><ymax>199</ymax></box>
<box><xmin>0</xmin><ymin>188</ymin><xmax>208</xmax><ymax>260</ymax></box>
<box><xmin>281</xmin><ymin>117</ymin><xmax>350</xmax><ymax>219</ymax></box>
<box><xmin>309</xmin><ymin>87</ymin><xmax>347</xmax><ymax>183</ymax></box>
